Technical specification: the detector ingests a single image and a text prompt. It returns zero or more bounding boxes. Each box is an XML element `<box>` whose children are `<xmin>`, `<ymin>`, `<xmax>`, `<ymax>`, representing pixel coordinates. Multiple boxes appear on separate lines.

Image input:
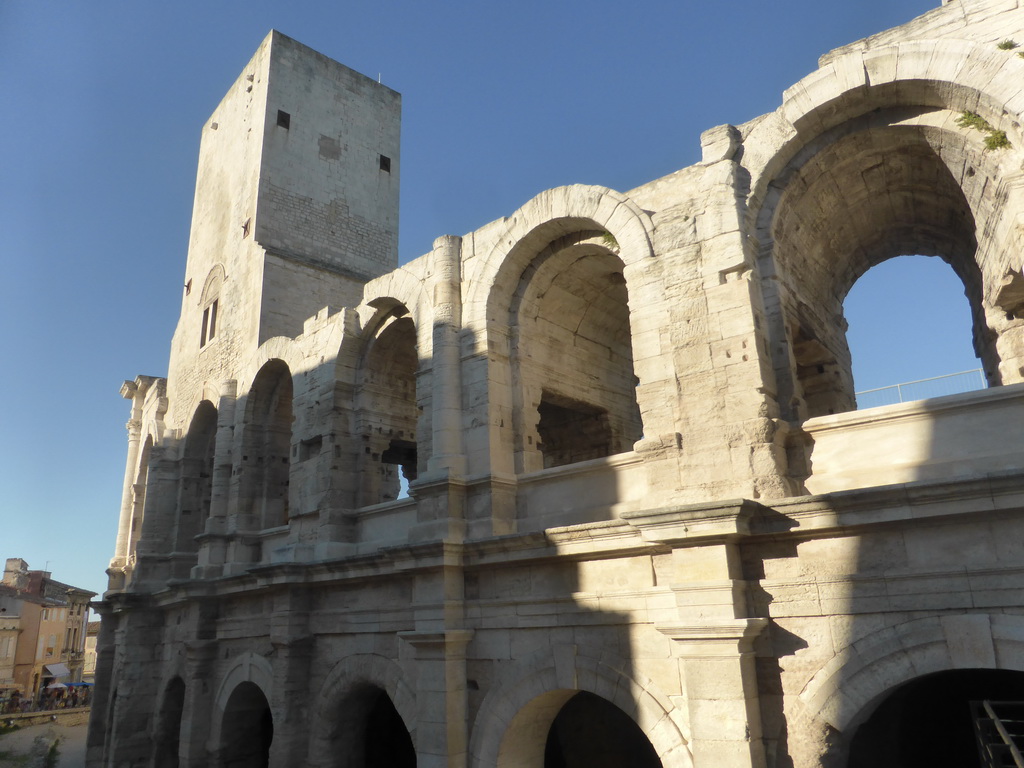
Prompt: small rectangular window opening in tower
<box><xmin>277</xmin><ymin>110</ymin><xmax>290</xmax><ymax>129</ymax></box>
<box><xmin>379</xmin><ymin>154</ymin><xmax>391</xmax><ymax>173</ymax></box>
<box><xmin>200</xmin><ymin>299</ymin><xmax>219</xmax><ymax>348</ymax></box>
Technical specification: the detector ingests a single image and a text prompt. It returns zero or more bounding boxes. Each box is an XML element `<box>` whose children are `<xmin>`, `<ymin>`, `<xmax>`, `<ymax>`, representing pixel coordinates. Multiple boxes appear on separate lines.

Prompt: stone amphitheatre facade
<box><xmin>90</xmin><ymin>2</ymin><xmax>1024</xmax><ymax>766</ymax></box>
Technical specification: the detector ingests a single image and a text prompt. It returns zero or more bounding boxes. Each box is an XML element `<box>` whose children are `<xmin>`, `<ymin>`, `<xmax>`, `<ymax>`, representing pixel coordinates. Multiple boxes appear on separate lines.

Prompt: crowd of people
<box><xmin>1</xmin><ymin>684</ymin><xmax>92</xmax><ymax>714</ymax></box>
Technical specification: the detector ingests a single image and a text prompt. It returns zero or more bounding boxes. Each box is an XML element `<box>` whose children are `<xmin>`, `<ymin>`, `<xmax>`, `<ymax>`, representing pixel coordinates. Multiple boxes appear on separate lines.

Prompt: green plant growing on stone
<box><xmin>1018</xmin><ymin>51</ymin><xmax>1024</xmax><ymax>59</ymax></box>
<box><xmin>957</xmin><ymin>111</ymin><xmax>993</xmax><ymax>132</ymax></box>
<box><xmin>956</xmin><ymin>110</ymin><xmax>1012</xmax><ymax>150</ymax></box>
<box><xmin>997</xmin><ymin>39</ymin><xmax>1019</xmax><ymax>50</ymax></box>
<box><xmin>985</xmin><ymin>129</ymin><xmax>1011</xmax><ymax>150</ymax></box>
<box><xmin>600</xmin><ymin>231</ymin><xmax>620</xmax><ymax>252</ymax></box>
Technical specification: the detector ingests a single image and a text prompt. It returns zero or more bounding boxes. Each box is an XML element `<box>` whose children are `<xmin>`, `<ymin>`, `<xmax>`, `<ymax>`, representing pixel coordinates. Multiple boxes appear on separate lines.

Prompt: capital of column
<box><xmin>398</xmin><ymin>629</ymin><xmax>473</xmax><ymax>660</ymax></box>
<box><xmin>656</xmin><ymin>617</ymin><xmax>768</xmax><ymax>658</ymax></box>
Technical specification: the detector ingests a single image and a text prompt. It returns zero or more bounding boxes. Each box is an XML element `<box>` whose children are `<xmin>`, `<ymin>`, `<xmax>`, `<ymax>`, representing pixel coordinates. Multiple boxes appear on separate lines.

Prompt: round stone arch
<box><xmin>151</xmin><ymin>673</ymin><xmax>187</xmax><ymax>768</ymax></box>
<box><xmin>745</xmin><ymin>39</ymin><xmax>1024</xmax><ymax>197</ymax></box>
<box><xmin>465</xmin><ymin>185</ymin><xmax>661</xmax><ymax>475</ymax></box>
<box><xmin>241</xmin><ymin>337</ymin><xmax>305</xmax><ymax>393</ymax></box>
<box><xmin>360</xmin><ymin>267</ymin><xmax>433</xmax><ymax>360</ymax></box>
<box><xmin>306</xmin><ymin>653</ymin><xmax>417</xmax><ymax>768</ymax></box>
<box><xmin>349</xmin><ymin>297</ymin><xmax>424</xmax><ymax>503</ymax></box>
<box><xmin>469</xmin><ymin>643</ymin><xmax>691</xmax><ymax>768</ymax></box>
<box><xmin>197</xmin><ymin>263</ymin><xmax>227</xmax><ymax>308</ymax></box>
<box><xmin>464</xmin><ymin>184</ymin><xmax>655</xmax><ymax>336</ymax></box>
<box><xmin>742</xmin><ymin>40</ymin><xmax>1024</xmax><ymax>421</ymax></box>
<box><xmin>798</xmin><ymin>612</ymin><xmax>1024</xmax><ymax>735</ymax></box>
<box><xmin>206</xmin><ymin>652</ymin><xmax>275</xmax><ymax>749</ymax></box>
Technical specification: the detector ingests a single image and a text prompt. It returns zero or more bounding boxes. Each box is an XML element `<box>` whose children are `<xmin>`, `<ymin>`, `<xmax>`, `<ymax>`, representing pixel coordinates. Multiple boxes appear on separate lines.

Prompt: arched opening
<box><xmin>848</xmin><ymin>668</ymin><xmax>1024</xmax><ymax>768</ymax></box>
<box><xmin>319</xmin><ymin>683</ymin><xmax>415</xmax><ymax>768</ymax></box>
<box><xmin>220</xmin><ymin>681</ymin><xmax>273</xmax><ymax>768</ymax></box>
<box><xmin>845</xmin><ymin>256</ymin><xmax>984</xmax><ymax>407</ymax></box>
<box><xmin>761</xmin><ymin>117</ymin><xmax>1002</xmax><ymax>421</ymax></box>
<box><xmin>510</xmin><ymin>231</ymin><xmax>641</xmax><ymax>473</ymax></box>
<box><xmin>176</xmin><ymin>401</ymin><xmax>217</xmax><ymax>552</ymax></box>
<box><xmin>496</xmin><ymin>689</ymin><xmax>661</xmax><ymax>767</ymax></box>
<box><xmin>356</xmin><ymin>309</ymin><xmax>421</xmax><ymax>506</ymax></box>
<box><xmin>545</xmin><ymin>691</ymin><xmax>662</xmax><ymax>768</ymax></box>
<box><xmin>240</xmin><ymin>360</ymin><xmax>293</xmax><ymax>529</ymax></box>
<box><xmin>198</xmin><ymin>264</ymin><xmax>225</xmax><ymax>350</ymax></box>
<box><xmin>153</xmin><ymin>676</ymin><xmax>185</xmax><ymax>768</ymax></box>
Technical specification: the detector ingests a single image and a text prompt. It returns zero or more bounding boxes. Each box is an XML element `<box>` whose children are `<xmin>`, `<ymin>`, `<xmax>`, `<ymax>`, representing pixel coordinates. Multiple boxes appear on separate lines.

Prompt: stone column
<box><xmin>195</xmin><ymin>381</ymin><xmax>237</xmax><ymax>579</ymax></box>
<box><xmin>427</xmin><ymin>235</ymin><xmax>466</xmax><ymax>478</ymax></box>
<box><xmin>398</xmin><ymin>629</ymin><xmax>473</xmax><ymax>768</ymax></box>
<box><xmin>109</xmin><ymin>380</ymin><xmax>144</xmax><ymax>591</ymax></box>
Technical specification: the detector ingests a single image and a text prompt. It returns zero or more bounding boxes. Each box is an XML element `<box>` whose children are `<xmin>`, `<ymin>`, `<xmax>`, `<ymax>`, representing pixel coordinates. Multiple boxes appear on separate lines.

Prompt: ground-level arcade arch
<box><xmin>798</xmin><ymin>613</ymin><xmax>1024</xmax><ymax>764</ymax></box>
<box><xmin>469</xmin><ymin>644</ymin><xmax>691</xmax><ymax>768</ymax></box>
<box><xmin>210</xmin><ymin>653</ymin><xmax>275</xmax><ymax>768</ymax></box>
<box><xmin>848</xmin><ymin>668</ymin><xmax>1024</xmax><ymax>767</ymax></box>
<box><xmin>307</xmin><ymin>653</ymin><xmax>418</xmax><ymax>768</ymax></box>
<box><xmin>153</xmin><ymin>676</ymin><xmax>186</xmax><ymax>768</ymax></box>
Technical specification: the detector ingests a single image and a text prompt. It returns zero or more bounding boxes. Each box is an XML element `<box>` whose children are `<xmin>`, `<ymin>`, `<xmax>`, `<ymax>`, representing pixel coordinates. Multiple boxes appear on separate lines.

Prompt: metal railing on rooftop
<box><xmin>855</xmin><ymin>369</ymin><xmax>986</xmax><ymax>409</ymax></box>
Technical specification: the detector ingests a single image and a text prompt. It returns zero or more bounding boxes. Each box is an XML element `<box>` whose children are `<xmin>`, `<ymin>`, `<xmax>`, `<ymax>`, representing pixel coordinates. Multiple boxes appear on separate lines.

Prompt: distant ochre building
<box><xmin>91</xmin><ymin>2</ymin><xmax>1024</xmax><ymax>766</ymax></box>
<box><xmin>1</xmin><ymin>558</ymin><xmax>94</xmax><ymax>702</ymax></box>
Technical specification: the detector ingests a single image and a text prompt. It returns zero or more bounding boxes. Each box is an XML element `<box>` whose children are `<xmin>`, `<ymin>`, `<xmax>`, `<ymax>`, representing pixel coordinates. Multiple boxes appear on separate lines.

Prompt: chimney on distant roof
<box><xmin>3</xmin><ymin>558</ymin><xmax>29</xmax><ymax>590</ymax></box>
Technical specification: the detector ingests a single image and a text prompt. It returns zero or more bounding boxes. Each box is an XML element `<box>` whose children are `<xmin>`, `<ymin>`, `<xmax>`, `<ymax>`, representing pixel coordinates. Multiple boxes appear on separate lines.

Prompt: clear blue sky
<box><xmin>3</xmin><ymin>0</ymin><xmax>975</xmax><ymax>598</ymax></box>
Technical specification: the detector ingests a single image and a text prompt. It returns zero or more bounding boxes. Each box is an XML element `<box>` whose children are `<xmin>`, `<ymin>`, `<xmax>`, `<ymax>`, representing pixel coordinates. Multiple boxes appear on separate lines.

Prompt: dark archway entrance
<box><xmin>154</xmin><ymin>677</ymin><xmax>185</xmax><ymax>768</ymax></box>
<box><xmin>848</xmin><ymin>668</ymin><xmax>1024</xmax><ymax>768</ymax></box>
<box><xmin>316</xmin><ymin>683</ymin><xmax>415</xmax><ymax>768</ymax></box>
<box><xmin>544</xmin><ymin>691</ymin><xmax>662</xmax><ymax>768</ymax></box>
<box><xmin>221</xmin><ymin>682</ymin><xmax>273</xmax><ymax>768</ymax></box>
<box><xmin>364</xmin><ymin>689</ymin><xmax>416</xmax><ymax>768</ymax></box>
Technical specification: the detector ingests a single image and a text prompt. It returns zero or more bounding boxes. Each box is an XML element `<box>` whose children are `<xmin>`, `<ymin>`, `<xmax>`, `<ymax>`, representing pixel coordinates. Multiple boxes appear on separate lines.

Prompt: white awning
<box><xmin>43</xmin><ymin>663</ymin><xmax>70</xmax><ymax>677</ymax></box>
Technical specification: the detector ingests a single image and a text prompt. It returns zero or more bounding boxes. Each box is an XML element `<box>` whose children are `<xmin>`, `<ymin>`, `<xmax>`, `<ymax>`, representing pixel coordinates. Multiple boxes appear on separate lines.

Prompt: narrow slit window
<box><xmin>277</xmin><ymin>110</ymin><xmax>290</xmax><ymax>129</ymax></box>
<box><xmin>379</xmin><ymin>154</ymin><xmax>391</xmax><ymax>172</ymax></box>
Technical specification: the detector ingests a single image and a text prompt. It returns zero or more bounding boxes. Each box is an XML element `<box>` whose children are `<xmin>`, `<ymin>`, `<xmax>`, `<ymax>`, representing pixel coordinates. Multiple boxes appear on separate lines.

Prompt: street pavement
<box><xmin>0</xmin><ymin>721</ymin><xmax>87</xmax><ymax>767</ymax></box>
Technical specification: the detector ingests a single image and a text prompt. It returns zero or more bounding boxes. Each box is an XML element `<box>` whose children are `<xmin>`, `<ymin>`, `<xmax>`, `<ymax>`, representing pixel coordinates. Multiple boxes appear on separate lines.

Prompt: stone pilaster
<box><xmin>658</xmin><ymin>619</ymin><xmax>769</xmax><ymax>768</ymax></box>
<box><xmin>268</xmin><ymin>588</ymin><xmax>313</xmax><ymax>766</ymax></box>
<box><xmin>179</xmin><ymin>639</ymin><xmax>218</xmax><ymax>768</ymax></box>
<box><xmin>398</xmin><ymin>630</ymin><xmax>473</xmax><ymax>768</ymax></box>
<box><xmin>626</xmin><ymin>500</ymin><xmax>769</xmax><ymax>767</ymax></box>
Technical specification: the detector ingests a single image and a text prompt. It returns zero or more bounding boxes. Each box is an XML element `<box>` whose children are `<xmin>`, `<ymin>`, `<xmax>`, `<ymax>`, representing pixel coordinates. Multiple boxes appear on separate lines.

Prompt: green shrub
<box><xmin>985</xmin><ymin>129</ymin><xmax>1011</xmax><ymax>150</ymax></box>
<box><xmin>956</xmin><ymin>110</ymin><xmax>1012</xmax><ymax>150</ymax></box>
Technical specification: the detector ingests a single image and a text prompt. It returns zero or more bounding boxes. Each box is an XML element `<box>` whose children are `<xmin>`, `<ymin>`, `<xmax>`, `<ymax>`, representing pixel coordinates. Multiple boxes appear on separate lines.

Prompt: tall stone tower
<box><xmin>166</xmin><ymin>30</ymin><xmax>400</xmax><ymax>419</ymax></box>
